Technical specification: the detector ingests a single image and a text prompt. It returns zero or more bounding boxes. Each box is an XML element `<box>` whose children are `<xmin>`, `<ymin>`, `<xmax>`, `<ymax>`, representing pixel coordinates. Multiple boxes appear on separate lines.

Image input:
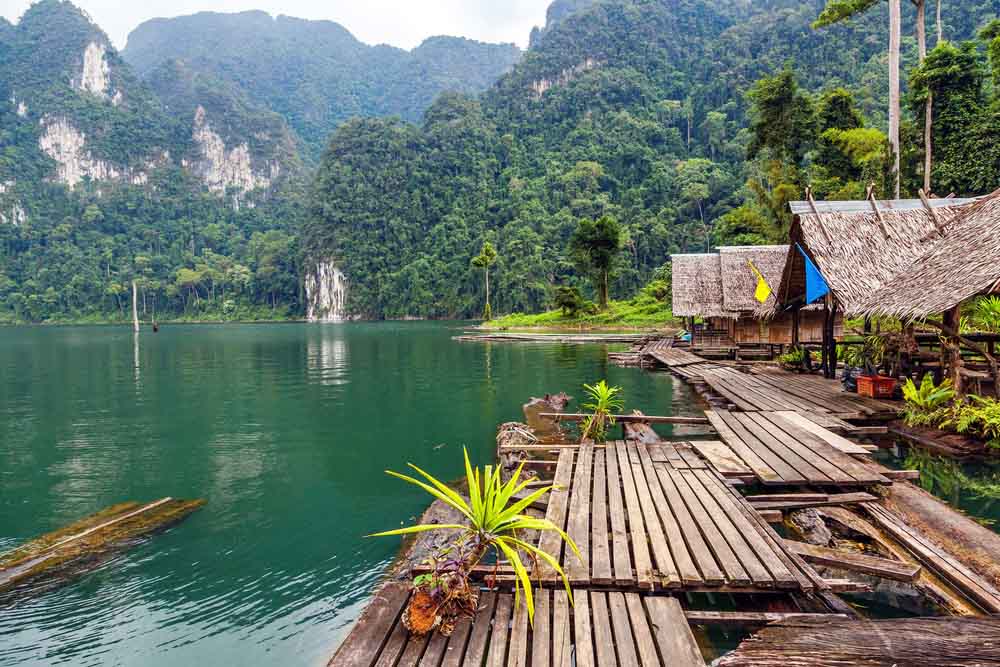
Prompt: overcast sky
<box><xmin>1</xmin><ymin>0</ymin><xmax>551</xmax><ymax>50</ymax></box>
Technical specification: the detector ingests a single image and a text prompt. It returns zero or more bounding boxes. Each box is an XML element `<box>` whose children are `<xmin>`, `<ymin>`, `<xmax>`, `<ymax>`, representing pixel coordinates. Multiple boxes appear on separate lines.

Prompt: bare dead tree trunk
<box><xmin>936</xmin><ymin>0</ymin><xmax>943</xmax><ymax>43</ymax></box>
<box><xmin>889</xmin><ymin>0</ymin><xmax>902</xmax><ymax>198</ymax></box>
<box><xmin>916</xmin><ymin>0</ymin><xmax>933</xmax><ymax>193</ymax></box>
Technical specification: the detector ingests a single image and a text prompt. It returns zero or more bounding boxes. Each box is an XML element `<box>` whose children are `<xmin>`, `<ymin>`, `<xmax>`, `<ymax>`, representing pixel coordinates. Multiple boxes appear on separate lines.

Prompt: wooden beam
<box><xmin>538</xmin><ymin>413</ymin><xmax>710</xmax><ymax>425</ymax></box>
<box><xmin>685</xmin><ymin>610</ymin><xmax>848</xmax><ymax>625</ymax></box>
<box><xmin>783</xmin><ymin>539</ymin><xmax>921</xmax><ymax>582</ymax></box>
<box><xmin>880</xmin><ymin>469</ymin><xmax>921</xmax><ymax>481</ymax></box>
<box><xmin>749</xmin><ymin>492</ymin><xmax>878</xmax><ymax>511</ymax></box>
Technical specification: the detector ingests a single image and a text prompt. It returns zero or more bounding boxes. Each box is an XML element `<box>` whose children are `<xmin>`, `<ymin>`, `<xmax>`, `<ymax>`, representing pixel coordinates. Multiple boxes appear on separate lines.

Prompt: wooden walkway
<box><xmin>529</xmin><ymin>442</ymin><xmax>820</xmax><ymax>592</ymax></box>
<box><xmin>702</xmin><ymin>410</ymin><xmax>890</xmax><ymax>487</ymax></box>
<box><xmin>698</xmin><ymin>366</ymin><xmax>895</xmax><ymax>418</ymax></box>
<box><xmin>329</xmin><ymin>582</ymin><xmax>707</xmax><ymax>667</ymax></box>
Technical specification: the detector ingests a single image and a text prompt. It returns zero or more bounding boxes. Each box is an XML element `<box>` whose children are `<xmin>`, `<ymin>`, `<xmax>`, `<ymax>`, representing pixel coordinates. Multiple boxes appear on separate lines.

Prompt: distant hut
<box><xmin>671</xmin><ymin>246</ymin><xmax>832</xmax><ymax>359</ymax></box>
<box><xmin>854</xmin><ymin>189</ymin><xmax>1000</xmax><ymax>394</ymax></box>
<box><xmin>775</xmin><ymin>192</ymin><xmax>981</xmax><ymax>377</ymax></box>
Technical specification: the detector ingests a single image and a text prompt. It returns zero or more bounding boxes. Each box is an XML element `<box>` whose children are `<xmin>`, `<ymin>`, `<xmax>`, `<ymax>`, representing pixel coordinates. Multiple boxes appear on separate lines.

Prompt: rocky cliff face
<box><xmin>305</xmin><ymin>261</ymin><xmax>348</xmax><ymax>322</ymax></box>
<box><xmin>189</xmin><ymin>106</ymin><xmax>280</xmax><ymax>200</ymax></box>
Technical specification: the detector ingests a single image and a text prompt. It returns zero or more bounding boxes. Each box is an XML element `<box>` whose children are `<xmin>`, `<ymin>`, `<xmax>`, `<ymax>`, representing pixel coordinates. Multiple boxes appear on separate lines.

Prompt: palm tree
<box><xmin>471</xmin><ymin>241</ymin><xmax>498</xmax><ymax>320</ymax></box>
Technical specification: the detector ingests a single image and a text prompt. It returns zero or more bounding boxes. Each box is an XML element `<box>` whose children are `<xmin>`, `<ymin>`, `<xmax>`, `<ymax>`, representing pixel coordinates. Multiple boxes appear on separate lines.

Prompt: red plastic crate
<box><xmin>857</xmin><ymin>375</ymin><xmax>897</xmax><ymax>398</ymax></box>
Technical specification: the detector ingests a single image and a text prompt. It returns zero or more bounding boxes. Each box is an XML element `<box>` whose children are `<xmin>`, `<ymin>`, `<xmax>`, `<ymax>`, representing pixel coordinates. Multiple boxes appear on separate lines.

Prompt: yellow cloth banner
<box><xmin>748</xmin><ymin>260</ymin><xmax>772</xmax><ymax>303</ymax></box>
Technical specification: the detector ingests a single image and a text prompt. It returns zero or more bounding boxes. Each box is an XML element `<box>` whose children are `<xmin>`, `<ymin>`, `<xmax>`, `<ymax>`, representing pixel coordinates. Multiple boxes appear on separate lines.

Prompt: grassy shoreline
<box><xmin>482</xmin><ymin>295</ymin><xmax>677</xmax><ymax>333</ymax></box>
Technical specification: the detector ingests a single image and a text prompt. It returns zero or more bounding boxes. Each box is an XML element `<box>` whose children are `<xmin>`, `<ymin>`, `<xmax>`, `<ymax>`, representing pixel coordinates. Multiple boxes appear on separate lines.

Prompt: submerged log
<box><xmin>717</xmin><ymin>616</ymin><xmax>1000</xmax><ymax>667</ymax></box>
<box><xmin>0</xmin><ymin>498</ymin><xmax>204</xmax><ymax>595</ymax></box>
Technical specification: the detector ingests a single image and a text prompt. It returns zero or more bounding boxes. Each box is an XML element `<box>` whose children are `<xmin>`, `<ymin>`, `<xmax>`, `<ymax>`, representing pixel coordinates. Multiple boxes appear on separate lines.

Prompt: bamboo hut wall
<box><xmin>732</xmin><ymin>310</ymin><xmax>837</xmax><ymax>345</ymax></box>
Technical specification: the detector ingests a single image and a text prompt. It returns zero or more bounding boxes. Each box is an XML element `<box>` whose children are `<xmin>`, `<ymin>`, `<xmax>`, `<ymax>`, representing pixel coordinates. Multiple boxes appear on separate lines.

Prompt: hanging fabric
<box><xmin>796</xmin><ymin>243</ymin><xmax>830</xmax><ymax>304</ymax></box>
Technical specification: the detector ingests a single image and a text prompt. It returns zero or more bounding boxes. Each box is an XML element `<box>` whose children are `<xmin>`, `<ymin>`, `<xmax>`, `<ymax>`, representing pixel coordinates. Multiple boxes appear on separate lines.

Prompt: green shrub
<box><xmin>901</xmin><ymin>375</ymin><xmax>956</xmax><ymax>427</ymax></box>
<box><xmin>952</xmin><ymin>396</ymin><xmax>1000</xmax><ymax>448</ymax></box>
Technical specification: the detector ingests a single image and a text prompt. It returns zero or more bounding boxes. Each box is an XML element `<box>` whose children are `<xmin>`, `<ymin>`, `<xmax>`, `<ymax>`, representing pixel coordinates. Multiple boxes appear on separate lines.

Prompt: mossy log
<box><xmin>0</xmin><ymin>498</ymin><xmax>205</xmax><ymax>595</ymax></box>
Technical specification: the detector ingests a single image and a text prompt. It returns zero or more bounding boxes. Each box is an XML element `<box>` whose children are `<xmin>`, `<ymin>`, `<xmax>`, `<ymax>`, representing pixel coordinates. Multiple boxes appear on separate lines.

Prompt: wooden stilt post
<box><xmin>827</xmin><ymin>300</ymin><xmax>839</xmax><ymax>380</ymax></box>
<box><xmin>821</xmin><ymin>302</ymin><xmax>830</xmax><ymax>377</ymax></box>
<box><xmin>943</xmin><ymin>305</ymin><xmax>963</xmax><ymax>395</ymax></box>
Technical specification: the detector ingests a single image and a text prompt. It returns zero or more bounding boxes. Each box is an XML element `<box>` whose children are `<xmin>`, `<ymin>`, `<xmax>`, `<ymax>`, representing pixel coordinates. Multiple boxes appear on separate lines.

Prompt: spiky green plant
<box><xmin>580</xmin><ymin>380</ymin><xmax>624</xmax><ymax>443</ymax></box>
<box><xmin>972</xmin><ymin>296</ymin><xmax>1000</xmax><ymax>334</ymax></box>
<box><xmin>953</xmin><ymin>396</ymin><xmax>1000</xmax><ymax>448</ymax></box>
<box><xmin>371</xmin><ymin>448</ymin><xmax>580</xmax><ymax>628</ymax></box>
<box><xmin>901</xmin><ymin>375</ymin><xmax>955</xmax><ymax>427</ymax></box>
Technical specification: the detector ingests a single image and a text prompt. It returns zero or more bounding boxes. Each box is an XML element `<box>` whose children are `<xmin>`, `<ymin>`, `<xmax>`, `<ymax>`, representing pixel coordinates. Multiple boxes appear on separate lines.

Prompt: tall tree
<box><xmin>814</xmin><ymin>0</ymin><xmax>902</xmax><ymax>197</ymax></box>
<box><xmin>471</xmin><ymin>241</ymin><xmax>498</xmax><ymax>320</ymax></box>
<box><xmin>569</xmin><ymin>216</ymin><xmax>622</xmax><ymax>310</ymax></box>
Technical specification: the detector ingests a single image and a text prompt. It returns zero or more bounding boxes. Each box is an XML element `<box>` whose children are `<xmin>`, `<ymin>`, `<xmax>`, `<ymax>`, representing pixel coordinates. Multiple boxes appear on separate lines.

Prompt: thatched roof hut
<box><xmin>856</xmin><ymin>189</ymin><xmax>1000</xmax><ymax>319</ymax></box>
<box><xmin>671</xmin><ymin>253</ymin><xmax>728</xmax><ymax>318</ymax></box>
<box><xmin>719</xmin><ymin>246</ymin><xmax>787</xmax><ymax>315</ymax></box>
<box><xmin>776</xmin><ymin>197</ymin><xmax>980</xmax><ymax>315</ymax></box>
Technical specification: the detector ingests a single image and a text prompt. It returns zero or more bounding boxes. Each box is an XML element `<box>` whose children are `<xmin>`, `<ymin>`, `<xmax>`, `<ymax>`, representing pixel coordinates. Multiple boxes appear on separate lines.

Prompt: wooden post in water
<box><xmin>132</xmin><ymin>280</ymin><xmax>140</xmax><ymax>333</ymax></box>
<box><xmin>943</xmin><ymin>305</ymin><xmax>963</xmax><ymax>394</ymax></box>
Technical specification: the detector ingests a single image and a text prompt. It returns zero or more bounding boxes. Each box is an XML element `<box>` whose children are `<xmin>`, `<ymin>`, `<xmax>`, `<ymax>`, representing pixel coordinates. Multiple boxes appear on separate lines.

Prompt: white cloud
<box><xmin>0</xmin><ymin>0</ymin><xmax>551</xmax><ymax>51</ymax></box>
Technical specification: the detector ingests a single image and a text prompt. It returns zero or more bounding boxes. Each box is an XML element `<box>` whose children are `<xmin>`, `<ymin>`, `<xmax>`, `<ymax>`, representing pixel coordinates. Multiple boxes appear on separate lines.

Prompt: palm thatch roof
<box><xmin>671</xmin><ymin>253</ymin><xmax>728</xmax><ymax>318</ymax></box>
<box><xmin>855</xmin><ymin>188</ymin><xmax>1000</xmax><ymax>318</ymax></box>
<box><xmin>776</xmin><ymin>197</ymin><xmax>980</xmax><ymax>315</ymax></box>
<box><xmin>719</xmin><ymin>246</ymin><xmax>787</xmax><ymax>314</ymax></box>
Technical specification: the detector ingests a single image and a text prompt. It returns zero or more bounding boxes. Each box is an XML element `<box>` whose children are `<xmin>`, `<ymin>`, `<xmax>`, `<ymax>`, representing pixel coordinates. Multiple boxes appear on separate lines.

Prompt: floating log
<box><xmin>0</xmin><ymin>498</ymin><xmax>204</xmax><ymax>595</ymax></box>
<box><xmin>880</xmin><ymin>469</ymin><xmax>921</xmax><ymax>481</ymax></box>
<box><xmin>717</xmin><ymin>616</ymin><xmax>1000</xmax><ymax>667</ymax></box>
<box><xmin>782</xmin><ymin>539</ymin><xmax>921</xmax><ymax>582</ymax></box>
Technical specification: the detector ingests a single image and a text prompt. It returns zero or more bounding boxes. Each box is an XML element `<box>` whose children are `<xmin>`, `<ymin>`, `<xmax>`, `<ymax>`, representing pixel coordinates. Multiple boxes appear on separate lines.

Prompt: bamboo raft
<box><xmin>0</xmin><ymin>497</ymin><xmax>204</xmax><ymax>595</ymax></box>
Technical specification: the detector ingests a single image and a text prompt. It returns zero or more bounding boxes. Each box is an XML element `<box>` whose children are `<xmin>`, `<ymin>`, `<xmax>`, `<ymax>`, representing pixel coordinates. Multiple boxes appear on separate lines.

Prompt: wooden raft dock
<box><xmin>701</xmin><ymin>410</ymin><xmax>890</xmax><ymax>487</ymax></box>
<box><xmin>330</xmin><ymin>582</ymin><xmax>707</xmax><ymax>667</ymax></box>
<box><xmin>527</xmin><ymin>442</ymin><xmax>821</xmax><ymax>593</ymax></box>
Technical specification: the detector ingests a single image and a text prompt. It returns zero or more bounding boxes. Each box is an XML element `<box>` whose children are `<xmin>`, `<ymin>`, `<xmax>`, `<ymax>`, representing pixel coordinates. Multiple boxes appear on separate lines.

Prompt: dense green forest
<box><xmin>122</xmin><ymin>11</ymin><xmax>523</xmax><ymax>160</ymax></box>
<box><xmin>1</xmin><ymin>0</ymin><xmax>998</xmax><ymax>324</ymax></box>
<box><xmin>0</xmin><ymin>0</ymin><xmax>521</xmax><ymax>323</ymax></box>
<box><xmin>304</xmin><ymin>0</ymin><xmax>999</xmax><ymax>320</ymax></box>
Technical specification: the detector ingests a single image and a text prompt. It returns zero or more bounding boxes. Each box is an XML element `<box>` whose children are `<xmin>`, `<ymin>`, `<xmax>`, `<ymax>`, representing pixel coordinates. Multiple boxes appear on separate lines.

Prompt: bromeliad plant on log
<box><xmin>371</xmin><ymin>448</ymin><xmax>580</xmax><ymax>636</ymax></box>
<box><xmin>580</xmin><ymin>380</ymin><xmax>624</xmax><ymax>443</ymax></box>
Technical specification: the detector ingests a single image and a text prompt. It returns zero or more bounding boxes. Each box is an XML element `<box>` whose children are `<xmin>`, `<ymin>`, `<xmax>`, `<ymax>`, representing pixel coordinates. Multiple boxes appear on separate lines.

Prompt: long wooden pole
<box><xmin>132</xmin><ymin>280</ymin><xmax>140</xmax><ymax>332</ymax></box>
<box><xmin>889</xmin><ymin>0</ymin><xmax>902</xmax><ymax>198</ymax></box>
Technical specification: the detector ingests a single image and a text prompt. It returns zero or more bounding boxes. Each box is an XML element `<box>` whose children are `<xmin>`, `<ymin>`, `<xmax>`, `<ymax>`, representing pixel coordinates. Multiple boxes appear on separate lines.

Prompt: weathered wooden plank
<box><xmin>589</xmin><ymin>447</ymin><xmax>612</xmax><ymax>585</ymax></box>
<box><xmin>455</xmin><ymin>591</ymin><xmax>496</xmax><ymax>667</ymax></box>
<box><xmin>754</xmin><ymin>412</ymin><xmax>889</xmax><ymax>485</ymax></box>
<box><xmin>636</xmin><ymin>444</ymin><xmax>701</xmax><ymax>586</ymax></box>
<box><xmin>716</xmin><ymin>617</ymin><xmax>1000</xmax><ymax>667</ymax></box>
<box><xmin>396</xmin><ymin>633</ymin><xmax>432</xmax><ymax>667</ymax></box>
<box><xmin>372</xmin><ymin>616</ymin><xmax>410</xmax><ymax>667</ymax></box>
<box><xmin>486</xmin><ymin>594</ymin><xmax>513</xmax><ymax>667</ymax></box>
<box><xmin>680</xmin><ymin>469</ymin><xmax>774</xmax><ymax>586</ymax></box>
<box><xmin>507</xmin><ymin>593</ymin><xmax>529</xmax><ymax>667</ymax></box>
<box><xmin>529</xmin><ymin>589</ymin><xmax>549</xmax><ymax>667</ymax></box>
<box><xmin>747</xmin><ymin>493</ymin><xmax>829</xmax><ymax>503</ymax></box>
<box><xmin>628</xmin><ymin>442</ymin><xmax>680</xmax><ymax>587</ymax></box>
<box><xmin>782</xmin><ymin>539</ymin><xmax>921</xmax><ymax>582</ymax></box>
<box><xmin>864</xmin><ymin>503</ymin><xmax>1000</xmax><ymax>613</ymax></box>
<box><xmin>691</xmin><ymin>470</ymin><xmax>798</xmax><ymax>587</ymax></box>
<box><xmin>418</xmin><ymin>623</ymin><xmax>452</xmax><ymax>667</ymax></box>
<box><xmin>625</xmin><ymin>592</ymin><xmax>661</xmax><ymax>665</ymax></box>
<box><xmin>645</xmin><ymin>596</ymin><xmax>707</xmax><ymax>667</ymax></box>
<box><xmin>616</xmin><ymin>441</ymin><xmax>654</xmax><ymax>589</ymax></box>
<box><xmin>573</xmin><ymin>588</ymin><xmax>594</xmax><ymax>667</ymax></box>
<box><xmin>539</xmin><ymin>413</ymin><xmax>709</xmax><ymax>425</ymax></box>
<box><xmin>654</xmin><ymin>462</ymin><xmax>726</xmax><ymax>585</ymax></box>
<box><xmin>609</xmin><ymin>591</ymin><xmax>640</xmax><ymax>667</ymax></box>
<box><xmin>712</xmin><ymin>410</ymin><xmax>802</xmax><ymax>484</ymax></box>
<box><xmin>691</xmin><ymin>440</ymin><xmax>753</xmax><ymax>478</ymax></box>
<box><xmin>329</xmin><ymin>583</ymin><xmax>410</xmax><ymax>667</ymax></box>
<box><xmin>589</xmin><ymin>591</ymin><xmax>617</xmax><ymax>667</ymax></box>
<box><xmin>750</xmin><ymin>492</ymin><xmax>878</xmax><ymax>511</ymax></box>
<box><xmin>772</xmin><ymin>411</ymin><xmax>873</xmax><ymax>455</ymax></box>
<box><xmin>604</xmin><ymin>444</ymin><xmax>633</xmax><ymax>585</ymax></box>
<box><xmin>536</xmin><ymin>449</ymin><xmax>574</xmax><ymax>582</ymax></box>
<box><xmin>736</xmin><ymin>412</ymin><xmax>840</xmax><ymax>484</ymax></box>
<box><xmin>705</xmin><ymin>410</ymin><xmax>782</xmax><ymax>483</ymax></box>
<box><xmin>684</xmin><ymin>610</ymin><xmax>848</xmax><ymax>625</ymax></box>
<box><xmin>565</xmin><ymin>444</ymin><xmax>592</xmax><ymax>584</ymax></box>
<box><xmin>668</xmin><ymin>467</ymin><xmax>751</xmax><ymax>586</ymax></box>
<box><xmin>552</xmin><ymin>590</ymin><xmax>571</xmax><ymax>667</ymax></box>
<box><xmin>698</xmin><ymin>471</ymin><xmax>818</xmax><ymax>593</ymax></box>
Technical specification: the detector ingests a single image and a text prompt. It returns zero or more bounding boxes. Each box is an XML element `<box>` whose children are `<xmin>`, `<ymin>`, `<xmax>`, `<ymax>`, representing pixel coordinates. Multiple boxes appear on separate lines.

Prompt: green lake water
<box><xmin>0</xmin><ymin>322</ymin><xmax>699</xmax><ymax>666</ymax></box>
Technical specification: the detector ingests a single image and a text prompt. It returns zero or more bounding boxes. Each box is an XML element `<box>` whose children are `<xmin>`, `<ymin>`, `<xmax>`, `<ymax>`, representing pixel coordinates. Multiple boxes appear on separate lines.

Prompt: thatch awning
<box><xmin>719</xmin><ymin>245</ymin><xmax>787</xmax><ymax>315</ymax></box>
<box><xmin>777</xmin><ymin>197</ymin><xmax>980</xmax><ymax>316</ymax></box>
<box><xmin>855</xmin><ymin>188</ymin><xmax>1000</xmax><ymax>318</ymax></box>
<box><xmin>671</xmin><ymin>253</ymin><xmax>729</xmax><ymax>318</ymax></box>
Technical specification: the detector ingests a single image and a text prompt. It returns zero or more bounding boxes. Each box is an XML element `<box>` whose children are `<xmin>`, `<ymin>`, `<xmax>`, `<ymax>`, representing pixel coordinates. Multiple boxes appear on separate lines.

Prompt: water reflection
<box><xmin>307</xmin><ymin>330</ymin><xmax>349</xmax><ymax>386</ymax></box>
